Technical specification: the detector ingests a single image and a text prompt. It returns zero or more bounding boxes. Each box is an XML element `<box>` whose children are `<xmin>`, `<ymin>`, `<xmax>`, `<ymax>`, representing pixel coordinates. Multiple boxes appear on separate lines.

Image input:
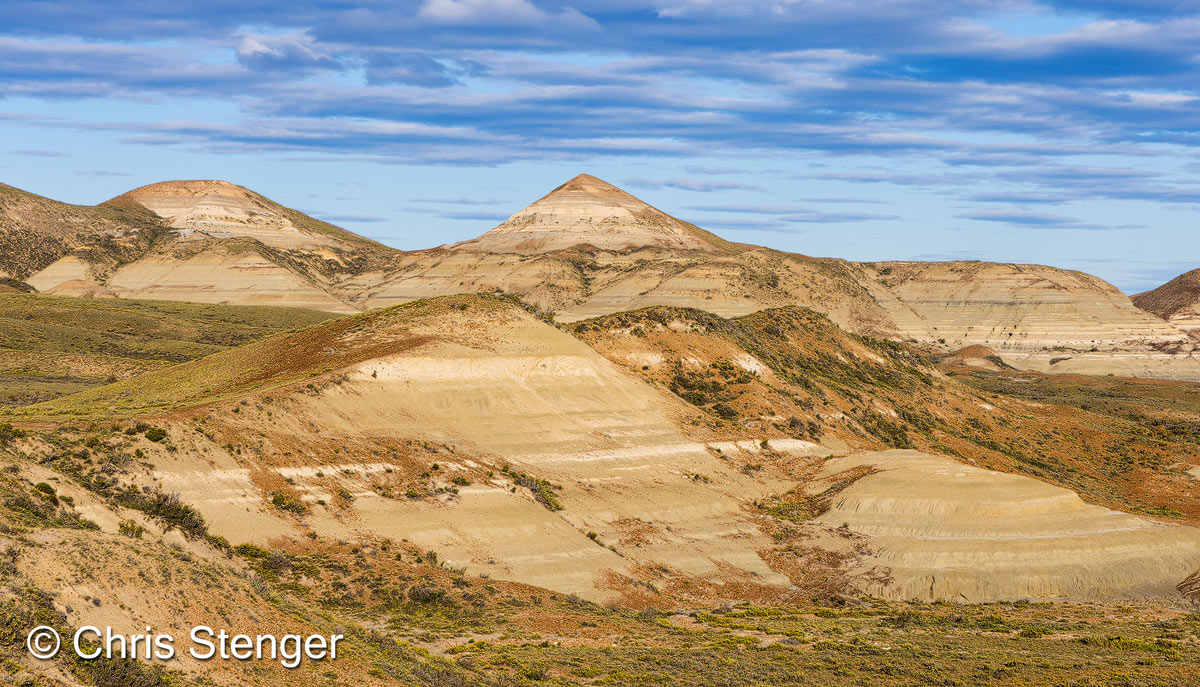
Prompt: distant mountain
<box><xmin>450</xmin><ymin>173</ymin><xmax>732</xmax><ymax>254</ymax></box>
<box><xmin>9</xmin><ymin>179</ymin><xmax>393</xmax><ymax>312</ymax></box>
<box><xmin>109</xmin><ymin>180</ymin><xmax>384</xmax><ymax>251</ymax></box>
<box><xmin>0</xmin><ymin>181</ymin><xmax>166</xmax><ymax>281</ymax></box>
<box><xmin>1133</xmin><ymin>268</ymin><xmax>1200</xmax><ymax>339</ymax></box>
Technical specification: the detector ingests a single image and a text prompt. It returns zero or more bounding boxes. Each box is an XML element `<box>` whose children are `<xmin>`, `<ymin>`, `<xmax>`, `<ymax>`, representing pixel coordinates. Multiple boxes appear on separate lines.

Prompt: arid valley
<box><xmin>1</xmin><ymin>174</ymin><xmax>1200</xmax><ymax>685</ymax></box>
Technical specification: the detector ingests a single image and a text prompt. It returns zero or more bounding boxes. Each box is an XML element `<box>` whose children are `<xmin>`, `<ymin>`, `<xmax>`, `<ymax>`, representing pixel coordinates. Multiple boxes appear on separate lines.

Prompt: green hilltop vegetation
<box><xmin>0</xmin><ymin>292</ymin><xmax>336</xmax><ymax>407</ymax></box>
<box><xmin>2</xmin><ymin>293</ymin><xmax>522</xmax><ymax>420</ymax></box>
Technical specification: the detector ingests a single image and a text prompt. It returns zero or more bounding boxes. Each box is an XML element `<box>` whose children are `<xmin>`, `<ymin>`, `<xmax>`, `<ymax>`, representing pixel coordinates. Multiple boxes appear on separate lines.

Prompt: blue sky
<box><xmin>1</xmin><ymin>1</ymin><xmax>1198</xmax><ymax>293</ymax></box>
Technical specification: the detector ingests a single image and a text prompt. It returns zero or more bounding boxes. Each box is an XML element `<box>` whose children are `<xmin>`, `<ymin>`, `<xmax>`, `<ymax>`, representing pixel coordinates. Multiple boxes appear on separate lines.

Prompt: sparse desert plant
<box><xmin>270</xmin><ymin>491</ymin><xmax>308</xmax><ymax>515</ymax></box>
<box><xmin>115</xmin><ymin>487</ymin><xmax>207</xmax><ymax>538</ymax></box>
<box><xmin>118</xmin><ymin>519</ymin><xmax>145</xmax><ymax>539</ymax></box>
<box><xmin>0</xmin><ymin>423</ymin><xmax>25</xmax><ymax>446</ymax></box>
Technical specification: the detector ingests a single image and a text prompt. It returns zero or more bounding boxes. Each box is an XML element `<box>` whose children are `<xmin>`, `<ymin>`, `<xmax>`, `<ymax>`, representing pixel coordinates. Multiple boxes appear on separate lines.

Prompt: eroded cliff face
<box><xmin>864</xmin><ymin>261</ymin><xmax>1200</xmax><ymax>380</ymax></box>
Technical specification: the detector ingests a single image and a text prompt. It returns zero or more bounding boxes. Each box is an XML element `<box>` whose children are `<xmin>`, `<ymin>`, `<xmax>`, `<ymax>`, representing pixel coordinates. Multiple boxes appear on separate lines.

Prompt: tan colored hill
<box><xmin>11</xmin><ymin>295</ymin><xmax>1200</xmax><ymax>605</ymax></box>
<box><xmin>111</xmin><ymin>179</ymin><xmax>382</xmax><ymax>251</ymax></box>
<box><xmin>866</xmin><ymin>261</ymin><xmax>1200</xmax><ymax>379</ymax></box>
<box><xmin>1134</xmin><ymin>268</ymin><xmax>1200</xmax><ymax>339</ymax></box>
<box><xmin>18</xmin><ymin>180</ymin><xmax>394</xmax><ymax>313</ymax></box>
<box><xmin>815</xmin><ymin>451</ymin><xmax>1200</xmax><ymax>601</ymax></box>
<box><xmin>14</xmin><ymin>174</ymin><xmax>1200</xmax><ymax>380</ymax></box>
<box><xmin>0</xmin><ymin>181</ymin><xmax>167</xmax><ymax>281</ymax></box>
<box><xmin>11</xmin><ymin>295</ymin><xmax>825</xmax><ymax>602</ymax></box>
<box><xmin>451</xmin><ymin>174</ymin><xmax>732</xmax><ymax>254</ymax></box>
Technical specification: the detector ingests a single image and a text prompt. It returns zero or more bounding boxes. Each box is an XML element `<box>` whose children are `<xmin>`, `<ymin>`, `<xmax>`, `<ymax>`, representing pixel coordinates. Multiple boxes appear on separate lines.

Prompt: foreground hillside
<box><xmin>3</xmin><ymin>480</ymin><xmax>1199</xmax><ymax>686</ymax></box>
<box><xmin>5</xmin><ymin>294</ymin><xmax>1200</xmax><ymax>607</ymax></box>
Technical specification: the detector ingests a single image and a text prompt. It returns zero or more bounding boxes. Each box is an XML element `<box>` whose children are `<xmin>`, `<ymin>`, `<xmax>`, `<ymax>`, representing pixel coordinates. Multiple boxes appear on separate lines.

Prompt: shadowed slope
<box><xmin>1134</xmin><ymin>268</ymin><xmax>1200</xmax><ymax>338</ymax></box>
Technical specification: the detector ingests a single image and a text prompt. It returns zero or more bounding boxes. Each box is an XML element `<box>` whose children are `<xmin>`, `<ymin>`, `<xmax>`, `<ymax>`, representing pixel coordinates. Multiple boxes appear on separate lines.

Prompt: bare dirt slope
<box><xmin>12</xmin><ymin>295</ymin><xmax>830</xmax><ymax>602</ymax></box>
<box><xmin>867</xmin><ymin>261</ymin><xmax>1200</xmax><ymax>379</ymax></box>
<box><xmin>816</xmin><ymin>450</ymin><xmax>1200</xmax><ymax>601</ymax></box>
<box><xmin>112</xmin><ymin>180</ymin><xmax>383</xmax><ymax>251</ymax></box>
<box><xmin>1134</xmin><ymin>268</ymin><xmax>1200</xmax><ymax>338</ymax></box>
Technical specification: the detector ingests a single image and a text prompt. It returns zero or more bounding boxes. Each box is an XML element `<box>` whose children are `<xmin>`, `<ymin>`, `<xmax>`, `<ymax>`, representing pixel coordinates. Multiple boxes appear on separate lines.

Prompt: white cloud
<box><xmin>418</xmin><ymin>0</ymin><xmax>598</xmax><ymax>28</ymax></box>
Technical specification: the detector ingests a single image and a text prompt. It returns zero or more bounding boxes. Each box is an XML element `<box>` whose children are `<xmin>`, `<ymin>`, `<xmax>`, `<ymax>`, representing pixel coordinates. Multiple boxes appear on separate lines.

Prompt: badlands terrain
<box><xmin>1</xmin><ymin>174</ymin><xmax>1200</xmax><ymax>686</ymax></box>
<box><xmin>6</xmin><ymin>174</ymin><xmax>1199</xmax><ymax>380</ymax></box>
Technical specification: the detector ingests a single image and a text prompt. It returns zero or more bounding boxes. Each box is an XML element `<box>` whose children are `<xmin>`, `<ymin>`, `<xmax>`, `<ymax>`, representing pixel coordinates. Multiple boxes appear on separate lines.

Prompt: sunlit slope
<box><xmin>22</xmin><ymin>179</ymin><xmax>392</xmax><ymax>313</ymax></box>
<box><xmin>9</xmin><ymin>295</ymin><xmax>821</xmax><ymax>600</ymax></box>
<box><xmin>868</xmin><ymin>261</ymin><xmax>1200</xmax><ymax>379</ymax></box>
<box><xmin>451</xmin><ymin>173</ymin><xmax>733</xmax><ymax>254</ymax></box>
<box><xmin>572</xmin><ymin>306</ymin><xmax>1200</xmax><ymax>527</ymax></box>
<box><xmin>0</xmin><ymin>181</ymin><xmax>166</xmax><ymax>281</ymax></box>
<box><xmin>815</xmin><ymin>451</ymin><xmax>1200</xmax><ymax>602</ymax></box>
<box><xmin>110</xmin><ymin>179</ymin><xmax>386</xmax><ymax>250</ymax></box>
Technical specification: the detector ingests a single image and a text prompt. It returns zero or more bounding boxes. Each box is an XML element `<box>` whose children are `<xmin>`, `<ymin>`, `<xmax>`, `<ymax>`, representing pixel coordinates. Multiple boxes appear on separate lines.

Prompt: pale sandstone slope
<box><xmin>1134</xmin><ymin>268</ymin><xmax>1200</xmax><ymax>338</ymax></box>
<box><xmin>451</xmin><ymin>173</ymin><xmax>730</xmax><ymax>254</ymax></box>
<box><xmin>867</xmin><ymin>261</ymin><xmax>1200</xmax><ymax>379</ymax></box>
<box><xmin>104</xmin><ymin>242</ymin><xmax>356</xmax><ymax>312</ymax></box>
<box><xmin>88</xmin><ymin>297</ymin><xmax>819</xmax><ymax>601</ymax></box>
<box><xmin>815</xmin><ymin>451</ymin><xmax>1200</xmax><ymax>602</ymax></box>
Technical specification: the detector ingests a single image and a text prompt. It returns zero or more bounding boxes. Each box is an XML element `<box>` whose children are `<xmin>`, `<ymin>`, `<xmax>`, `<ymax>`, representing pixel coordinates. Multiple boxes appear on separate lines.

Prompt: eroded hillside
<box><xmin>4</xmin><ymin>294</ymin><xmax>1200</xmax><ymax>609</ymax></box>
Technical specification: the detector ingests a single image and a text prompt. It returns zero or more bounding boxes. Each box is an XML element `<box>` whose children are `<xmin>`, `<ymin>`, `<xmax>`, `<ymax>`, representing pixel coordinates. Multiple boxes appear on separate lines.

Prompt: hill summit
<box><xmin>451</xmin><ymin>173</ymin><xmax>730</xmax><ymax>254</ymax></box>
<box><xmin>108</xmin><ymin>179</ymin><xmax>381</xmax><ymax>250</ymax></box>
